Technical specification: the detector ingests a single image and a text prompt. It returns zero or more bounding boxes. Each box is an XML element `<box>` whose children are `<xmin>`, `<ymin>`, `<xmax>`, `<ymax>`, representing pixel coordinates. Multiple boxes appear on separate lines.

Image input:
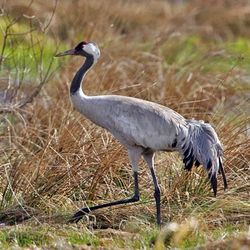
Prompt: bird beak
<box><xmin>54</xmin><ymin>49</ymin><xmax>76</xmax><ymax>57</ymax></box>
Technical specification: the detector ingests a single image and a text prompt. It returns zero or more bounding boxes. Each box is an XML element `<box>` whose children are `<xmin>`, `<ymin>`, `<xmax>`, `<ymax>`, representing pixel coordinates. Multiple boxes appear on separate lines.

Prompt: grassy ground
<box><xmin>0</xmin><ymin>0</ymin><xmax>249</xmax><ymax>249</ymax></box>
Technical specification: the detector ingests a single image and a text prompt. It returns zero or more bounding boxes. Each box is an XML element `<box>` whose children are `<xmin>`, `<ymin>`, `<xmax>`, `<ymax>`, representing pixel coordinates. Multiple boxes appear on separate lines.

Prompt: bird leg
<box><xmin>143</xmin><ymin>152</ymin><xmax>161</xmax><ymax>226</ymax></box>
<box><xmin>150</xmin><ymin>167</ymin><xmax>161</xmax><ymax>226</ymax></box>
<box><xmin>68</xmin><ymin>171</ymin><xmax>140</xmax><ymax>223</ymax></box>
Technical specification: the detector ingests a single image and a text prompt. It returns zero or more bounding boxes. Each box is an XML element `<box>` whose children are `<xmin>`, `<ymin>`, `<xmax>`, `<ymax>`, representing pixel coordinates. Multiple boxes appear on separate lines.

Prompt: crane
<box><xmin>55</xmin><ymin>41</ymin><xmax>227</xmax><ymax>226</ymax></box>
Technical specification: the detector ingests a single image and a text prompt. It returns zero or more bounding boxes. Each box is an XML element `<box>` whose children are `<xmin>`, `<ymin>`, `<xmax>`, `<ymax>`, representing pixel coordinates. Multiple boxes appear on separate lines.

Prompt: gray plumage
<box><xmin>55</xmin><ymin>41</ymin><xmax>227</xmax><ymax>226</ymax></box>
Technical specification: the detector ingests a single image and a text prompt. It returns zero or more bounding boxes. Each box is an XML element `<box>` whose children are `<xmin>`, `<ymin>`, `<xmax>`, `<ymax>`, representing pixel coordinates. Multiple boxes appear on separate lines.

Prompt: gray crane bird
<box><xmin>55</xmin><ymin>41</ymin><xmax>227</xmax><ymax>226</ymax></box>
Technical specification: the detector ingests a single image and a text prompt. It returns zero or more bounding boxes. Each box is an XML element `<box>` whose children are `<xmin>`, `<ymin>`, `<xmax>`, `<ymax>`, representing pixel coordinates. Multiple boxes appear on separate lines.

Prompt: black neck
<box><xmin>70</xmin><ymin>55</ymin><xmax>94</xmax><ymax>95</ymax></box>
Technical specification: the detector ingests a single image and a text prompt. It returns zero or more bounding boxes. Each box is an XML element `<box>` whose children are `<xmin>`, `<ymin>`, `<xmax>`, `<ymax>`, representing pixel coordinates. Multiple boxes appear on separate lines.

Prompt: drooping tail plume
<box><xmin>180</xmin><ymin>120</ymin><xmax>227</xmax><ymax>196</ymax></box>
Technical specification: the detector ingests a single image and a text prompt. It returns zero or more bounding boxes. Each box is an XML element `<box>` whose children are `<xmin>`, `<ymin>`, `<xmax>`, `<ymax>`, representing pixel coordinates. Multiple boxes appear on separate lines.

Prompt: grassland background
<box><xmin>0</xmin><ymin>0</ymin><xmax>249</xmax><ymax>249</ymax></box>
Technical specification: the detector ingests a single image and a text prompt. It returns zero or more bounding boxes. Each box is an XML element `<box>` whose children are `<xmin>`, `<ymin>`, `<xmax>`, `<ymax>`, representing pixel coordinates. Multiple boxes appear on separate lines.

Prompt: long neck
<box><xmin>70</xmin><ymin>55</ymin><xmax>94</xmax><ymax>95</ymax></box>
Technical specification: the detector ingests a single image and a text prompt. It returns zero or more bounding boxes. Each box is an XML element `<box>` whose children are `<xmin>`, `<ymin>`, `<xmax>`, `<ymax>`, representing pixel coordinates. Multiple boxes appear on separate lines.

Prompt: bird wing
<box><xmin>86</xmin><ymin>95</ymin><xmax>186</xmax><ymax>150</ymax></box>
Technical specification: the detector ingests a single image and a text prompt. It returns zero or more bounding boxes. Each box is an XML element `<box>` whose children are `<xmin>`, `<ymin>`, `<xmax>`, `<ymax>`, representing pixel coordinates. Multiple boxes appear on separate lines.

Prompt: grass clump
<box><xmin>67</xmin><ymin>231</ymin><xmax>100</xmax><ymax>246</ymax></box>
<box><xmin>0</xmin><ymin>227</ymin><xmax>50</xmax><ymax>248</ymax></box>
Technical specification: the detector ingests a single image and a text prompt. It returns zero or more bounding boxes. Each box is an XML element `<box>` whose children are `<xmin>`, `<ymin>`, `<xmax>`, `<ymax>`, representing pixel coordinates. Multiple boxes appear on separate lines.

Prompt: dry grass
<box><xmin>0</xmin><ymin>0</ymin><xmax>249</xmax><ymax>249</ymax></box>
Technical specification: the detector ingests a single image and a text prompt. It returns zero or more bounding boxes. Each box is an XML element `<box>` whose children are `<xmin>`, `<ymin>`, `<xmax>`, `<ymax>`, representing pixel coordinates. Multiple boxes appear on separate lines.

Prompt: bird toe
<box><xmin>67</xmin><ymin>207</ymin><xmax>91</xmax><ymax>223</ymax></box>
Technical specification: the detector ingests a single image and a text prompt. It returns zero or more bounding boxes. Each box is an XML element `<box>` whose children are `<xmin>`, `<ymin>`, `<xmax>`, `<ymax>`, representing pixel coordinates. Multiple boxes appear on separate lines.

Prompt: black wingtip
<box><xmin>207</xmin><ymin>160</ymin><xmax>217</xmax><ymax>196</ymax></box>
<box><xmin>183</xmin><ymin>147</ymin><xmax>194</xmax><ymax>171</ymax></box>
<box><xmin>209</xmin><ymin>172</ymin><xmax>217</xmax><ymax>197</ymax></box>
<box><xmin>219</xmin><ymin>157</ymin><xmax>228</xmax><ymax>190</ymax></box>
<box><xmin>195</xmin><ymin>160</ymin><xmax>200</xmax><ymax>167</ymax></box>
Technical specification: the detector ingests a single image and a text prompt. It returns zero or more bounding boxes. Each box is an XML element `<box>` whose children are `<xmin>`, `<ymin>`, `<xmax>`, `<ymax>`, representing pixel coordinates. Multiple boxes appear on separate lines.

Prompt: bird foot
<box><xmin>67</xmin><ymin>207</ymin><xmax>91</xmax><ymax>224</ymax></box>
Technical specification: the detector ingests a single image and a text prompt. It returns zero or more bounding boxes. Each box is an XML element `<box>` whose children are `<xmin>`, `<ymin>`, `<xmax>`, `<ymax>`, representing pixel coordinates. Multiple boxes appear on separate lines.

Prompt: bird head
<box><xmin>55</xmin><ymin>41</ymin><xmax>100</xmax><ymax>63</ymax></box>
